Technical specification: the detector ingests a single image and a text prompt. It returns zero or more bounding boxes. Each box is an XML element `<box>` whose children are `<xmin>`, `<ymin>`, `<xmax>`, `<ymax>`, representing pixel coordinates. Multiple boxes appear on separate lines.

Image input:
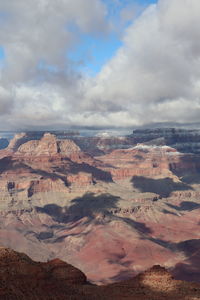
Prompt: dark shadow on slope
<box><xmin>131</xmin><ymin>176</ymin><xmax>192</xmax><ymax>198</ymax></box>
<box><xmin>167</xmin><ymin>201</ymin><xmax>200</xmax><ymax>211</ymax></box>
<box><xmin>170</xmin><ymin>154</ymin><xmax>200</xmax><ymax>178</ymax></box>
<box><xmin>31</xmin><ymin>169</ymin><xmax>69</xmax><ymax>186</ymax></box>
<box><xmin>72</xmin><ymin>162</ymin><xmax>113</xmax><ymax>182</ymax></box>
<box><xmin>67</xmin><ymin>192</ymin><xmax>119</xmax><ymax>222</ymax></box>
<box><xmin>109</xmin><ymin>269</ymin><xmax>136</xmax><ymax>282</ymax></box>
<box><xmin>119</xmin><ymin>217</ymin><xmax>153</xmax><ymax>234</ymax></box>
<box><xmin>181</xmin><ymin>174</ymin><xmax>200</xmax><ymax>185</ymax></box>
<box><xmin>0</xmin><ymin>157</ymin><xmax>12</xmax><ymax>173</ymax></box>
<box><xmin>0</xmin><ymin>157</ymin><xmax>30</xmax><ymax>173</ymax></box>
<box><xmin>35</xmin><ymin>192</ymin><xmax>153</xmax><ymax>244</ymax></box>
<box><xmin>1</xmin><ymin>155</ymin><xmax>112</xmax><ymax>188</ymax></box>
<box><xmin>107</xmin><ymin>258</ymin><xmax>133</xmax><ymax>269</ymax></box>
<box><xmin>55</xmin><ymin>159</ymin><xmax>113</xmax><ymax>183</ymax></box>
<box><xmin>0</xmin><ymin>158</ymin><xmax>70</xmax><ymax>187</ymax></box>
<box><xmin>36</xmin><ymin>192</ymin><xmax>120</xmax><ymax>224</ymax></box>
<box><xmin>147</xmin><ymin>237</ymin><xmax>176</xmax><ymax>251</ymax></box>
<box><xmin>36</xmin><ymin>231</ymin><xmax>54</xmax><ymax>240</ymax></box>
<box><xmin>162</xmin><ymin>209</ymin><xmax>178</xmax><ymax>216</ymax></box>
<box><xmin>172</xmin><ymin>239</ymin><xmax>200</xmax><ymax>282</ymax></box>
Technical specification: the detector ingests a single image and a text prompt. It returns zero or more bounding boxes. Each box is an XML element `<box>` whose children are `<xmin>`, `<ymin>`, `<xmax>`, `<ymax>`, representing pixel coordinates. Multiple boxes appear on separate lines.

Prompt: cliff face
<box><xmin>98</xmin><ymin>145</ymin><xmax>199</xmax><ymax>180</ymax></box>
<box><xmin>16</xmin><ymin>133</ymin><xmax>81</xmax><ymax>156</ymax></box>
<box><xmin>0</xmin><ymin>133</ymin><xmax>108</xmax><ymax>209</ymax></box>
<box><xmin>1</xmin><ymin>247</ymin><xmax>200</xmax><ymax>300</ymax></box>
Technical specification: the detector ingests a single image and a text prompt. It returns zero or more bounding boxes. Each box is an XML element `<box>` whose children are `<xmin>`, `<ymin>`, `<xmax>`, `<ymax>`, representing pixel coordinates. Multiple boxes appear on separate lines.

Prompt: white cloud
<box><xmin>1</xmin><ymin>0</ymin><xmax>200</xmax><ymax>129</ymax></box>
<box><xmin>0</xmin><ymin>0</ymin><xmax>110</xmax><ymax>128</ymax></box>
<box><xmin>83</xmin><ymin>0</ymin><xmax>200</xmax><ymax>126</ymax></box>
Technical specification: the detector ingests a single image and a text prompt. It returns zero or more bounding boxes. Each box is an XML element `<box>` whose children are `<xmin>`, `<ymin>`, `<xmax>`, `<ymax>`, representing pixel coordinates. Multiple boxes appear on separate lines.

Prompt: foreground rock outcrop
<box><xmin>1</xmin><ymin>247</ymin><xmax>200</xmax><ymax>300</ymax></box>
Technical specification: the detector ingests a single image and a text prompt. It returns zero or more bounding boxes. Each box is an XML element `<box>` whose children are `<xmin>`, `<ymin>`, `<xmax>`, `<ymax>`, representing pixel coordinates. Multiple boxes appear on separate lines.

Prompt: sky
<box><xmin>0</xmin><ymin>0</ymin><xmax>200</xmax><ymax>130</ymax></box>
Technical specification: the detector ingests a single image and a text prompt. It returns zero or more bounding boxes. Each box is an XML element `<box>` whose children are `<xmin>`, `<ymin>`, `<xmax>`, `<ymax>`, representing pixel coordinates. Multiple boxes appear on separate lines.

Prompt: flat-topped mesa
<box><xmin>15</xmin><ymin>133</ymin><xmax>81</xmax><ymax>157</ymax></box>
<box><xmin>98</xmin><ymin>144</ymin><xmax>198</xmax><ymax>180</ymax></box>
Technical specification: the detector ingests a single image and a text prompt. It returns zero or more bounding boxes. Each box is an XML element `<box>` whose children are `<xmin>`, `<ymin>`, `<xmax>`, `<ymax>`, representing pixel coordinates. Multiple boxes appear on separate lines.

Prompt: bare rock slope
<box><xmin>1</xmin><ymin>247</ymin><xmax>200</xmax><ymax>300</ymax></box>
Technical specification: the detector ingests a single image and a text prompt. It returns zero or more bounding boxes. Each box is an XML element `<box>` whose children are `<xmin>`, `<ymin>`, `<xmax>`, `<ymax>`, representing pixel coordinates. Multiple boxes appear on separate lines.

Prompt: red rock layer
<box><xmin>98</xmin><ymin>145</ymin><xmax>199</xmax><ymax>180</ymax></box>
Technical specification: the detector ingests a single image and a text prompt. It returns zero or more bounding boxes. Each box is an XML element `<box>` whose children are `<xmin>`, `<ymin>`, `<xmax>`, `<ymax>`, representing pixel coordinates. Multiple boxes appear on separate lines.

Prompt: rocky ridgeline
<box><xmin>1</xmin><ymin>247</ymin><xmax>200</xmax><ymax>300</ymax></box>
<box><xmin>2</xmin><ymin>127</ymin><xmax>200</xmax><ymax>155</ymax></box>
<box><xmin>129</xmin><ymin>128</ymin><xmax>200</xmax><ymax>154</ymax></box>
<box><xmin>65</xmin><ymin>127</ymin><xmax>200</xmax><ymax>154</ymax></box>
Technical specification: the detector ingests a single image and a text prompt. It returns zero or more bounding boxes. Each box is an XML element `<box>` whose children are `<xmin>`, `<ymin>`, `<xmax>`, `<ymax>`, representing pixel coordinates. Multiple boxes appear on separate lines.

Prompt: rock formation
<box><xmin>98</xmin><ymin>144</ymin><xmax>199</xmax><ymax>180</ymax></box>
<box><xmin>1</xmin><ymin>247</ymin><xmax>200</xmax><ymax>300</ymax></box>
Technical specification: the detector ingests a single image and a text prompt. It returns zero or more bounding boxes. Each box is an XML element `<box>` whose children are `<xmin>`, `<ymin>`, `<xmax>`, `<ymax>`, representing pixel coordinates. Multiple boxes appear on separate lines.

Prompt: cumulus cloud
<box><xmin>0</xmin><ymin>86</ymin><xmax>13</xmax><ymax>113</ymax></box>
<box><xmin>0</xmin><ymin>0</ymin><xmax>200</xmax><ymax>129</ymax></box>
<box><xmin>0</xmin><ymin>0</ymin><xmax>110</xmax><ymax>127</ymax></box>
<box><xmin>83</xmin><ymin>0</ymin><xmax>200</xmax><ymax>126</ymax></box>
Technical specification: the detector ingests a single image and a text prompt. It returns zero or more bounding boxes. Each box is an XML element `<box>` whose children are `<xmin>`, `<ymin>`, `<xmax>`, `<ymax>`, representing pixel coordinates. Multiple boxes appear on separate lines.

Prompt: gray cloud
<box><xmin>0</xmin><ymin>0</ymin><xmax>200</xmax><ymax>129</ymax></box>
<box><xmin>84</xmin><ymin>0</ymin><xmax>200</xmax><ymax>126</ymax></box>
<box><xmin>0</xmin><ymin>0</ymin><xmax>111</xmax><ymax>128</ymax></box>
<box><xmin>0</xmin><ymin>86</ymin><xmax>13</xmax><ymax>114</ymax></box>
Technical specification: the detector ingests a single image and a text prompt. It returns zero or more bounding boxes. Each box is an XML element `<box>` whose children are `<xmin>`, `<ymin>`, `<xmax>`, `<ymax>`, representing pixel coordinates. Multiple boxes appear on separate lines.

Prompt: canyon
<box><xmin>0</xmin><ymin>129</ymin><xmax>200</xmax><ymax>287</ymax></box>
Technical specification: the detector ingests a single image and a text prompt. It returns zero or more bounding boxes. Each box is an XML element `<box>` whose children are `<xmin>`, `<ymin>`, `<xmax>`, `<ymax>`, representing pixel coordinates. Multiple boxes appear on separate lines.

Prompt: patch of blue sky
<box><xmin>0</xmin><ymin>11</ymin><xmax>10</xmax><ymax>27</ymax></box>
<box><xmin>0</xmin><ymin>46</ymin><xmax>5</xmax><ymax>59</ymax></box>
<box><xmin>103</xmin><ymin>0</ymin><xmax>157</xmax><ymax>19</ymax></box>
<box><xmin>0</xmin><ymin>46</ymin><xmax>5</xmax><ymax>68</ymax></box>
<box><xmin>68</xmin><ymin>33</ymin><xmax>122</xmax><ymax>75</ymax></box>
<box><xmin>38</xmin><ymin>60</ymin><xmax>60</xmax><ymax>73</ymax></box>
<box><xmin>67</xmin><ymin>0</ymin><xmax>158</xmax><ymax>75</ymax></box>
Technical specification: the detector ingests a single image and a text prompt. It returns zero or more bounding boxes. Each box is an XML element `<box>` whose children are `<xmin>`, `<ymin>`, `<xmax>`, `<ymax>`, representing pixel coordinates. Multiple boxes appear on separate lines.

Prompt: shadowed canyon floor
<box><xmin>0</xmin><ymin>132</ymin><xmax>200</xmax><ymax>285</ymax></box>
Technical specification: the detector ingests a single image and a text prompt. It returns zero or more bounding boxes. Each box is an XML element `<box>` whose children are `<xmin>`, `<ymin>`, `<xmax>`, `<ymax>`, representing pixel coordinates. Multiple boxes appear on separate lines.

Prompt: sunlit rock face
<box><xmin>1</xmin><ymin>131</ymin><xmax>200</xmax><ymax>285</ymax></box>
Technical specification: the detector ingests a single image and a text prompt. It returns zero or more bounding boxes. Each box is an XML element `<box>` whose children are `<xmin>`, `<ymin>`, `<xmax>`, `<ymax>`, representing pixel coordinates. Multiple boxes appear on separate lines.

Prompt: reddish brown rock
<box><xmin>67</xmin><ymin>172</ymin><xmax>94</xmax><ymax>187</ymax></box>
<box><xmin>98</xmin><ymin>145</ymin><xmax>199</xmax><ymax>180</ymax></box>
<box><xmin>1</xmin><ymin>247</ymin><xmax>200</xmax><ymax>300</ymax></box>
<box><xmin>0</xmin><ymin>133</ymin><xmax>107</xmax><ymax>201</ymax></box>
<box><xmin>16</xmin><ymin>133</ymin><xmax>81</xmax><ymax>157</ymax></box>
